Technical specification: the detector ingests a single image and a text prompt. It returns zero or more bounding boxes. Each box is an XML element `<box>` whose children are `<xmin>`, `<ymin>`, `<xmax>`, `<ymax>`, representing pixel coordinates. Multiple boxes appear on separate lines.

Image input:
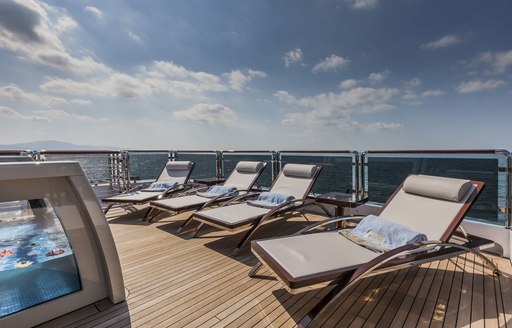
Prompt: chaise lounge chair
<box><xmin>102</xmin><ymin>160</ymin><xmax>195</xmax><ymax>214</ymax></box>
<box><xmin>249</xmin><ymin>174</ymin><xmax>500</xmax><ymax>327</ymax></box>
<box><xmin>188</xmin><ymin>163</ymin><xmax>329</xmax><ymax>256</ymax></box>
<box><xmin>147</xmin><ymin>161</ymin><xmax>267</xmax><ymax>223</ymax></box>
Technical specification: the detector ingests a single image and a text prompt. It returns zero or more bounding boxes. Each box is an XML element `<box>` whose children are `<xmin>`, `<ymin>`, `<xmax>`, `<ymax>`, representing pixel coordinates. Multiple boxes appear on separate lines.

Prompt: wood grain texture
<box><xmin>35</xmin><ymin>206</ymin><xmax>512</xmax><ymax>328</ymax></box>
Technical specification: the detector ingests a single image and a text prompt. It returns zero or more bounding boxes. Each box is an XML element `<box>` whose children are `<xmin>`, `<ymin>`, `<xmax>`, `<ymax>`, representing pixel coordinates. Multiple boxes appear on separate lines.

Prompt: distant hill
<box><xmin>0</xmin><ymin>140</ymin><xmax>121</xmax><ymax>151</ymax></box>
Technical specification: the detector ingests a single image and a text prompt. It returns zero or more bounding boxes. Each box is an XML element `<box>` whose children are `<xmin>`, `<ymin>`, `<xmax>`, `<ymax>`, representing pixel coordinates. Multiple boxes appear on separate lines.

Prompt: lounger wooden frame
<box><xmin>190</xmin><ymin>164</ymin><xmax>331</xmax><ymax>256</ymax></box>
<box><xmin>146</xmin><ymin>162</ymin><xmax>268</xmax><ymax>224</ymax></box>
<box><xmin>102</xmin><ymin>161</ymin><xmax>196</xmax><ymax>214</ymax></box>
<box><xmin>250</xmin><ymin>178</ymin><xmax>501</xmax><ymax>327</ymax></box>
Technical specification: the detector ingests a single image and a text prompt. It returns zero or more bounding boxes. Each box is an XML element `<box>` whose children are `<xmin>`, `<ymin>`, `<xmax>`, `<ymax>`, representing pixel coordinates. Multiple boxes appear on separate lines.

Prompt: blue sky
<box><xmin>0</xmin><ymin>0</ymin><xmax>511</xmax><ymax>150</ymax></box>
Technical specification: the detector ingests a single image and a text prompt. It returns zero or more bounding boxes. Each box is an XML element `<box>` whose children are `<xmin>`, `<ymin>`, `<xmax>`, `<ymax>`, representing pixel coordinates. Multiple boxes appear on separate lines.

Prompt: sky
<box><xmin>0</xmin><ymin>0</ymin><xmax>511</xmax><ymax>151</ymax></box>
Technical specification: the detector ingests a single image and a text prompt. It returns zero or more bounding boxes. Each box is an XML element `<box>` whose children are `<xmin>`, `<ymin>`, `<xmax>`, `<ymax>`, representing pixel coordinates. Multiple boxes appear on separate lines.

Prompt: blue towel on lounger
<box><xmin>247</xmin><ymin>192</ymin><xmax>295</xmax><ymax>209</ymax></box>
<box><xmin>140</xmin><ymin>181</ymin><xmax>177</xmax><ymax>192</ymax></box>
<box><xmin>339</xmin><ymin>215</ymin><xmax>427</xmax><ymax>252</ymax></box>
<box><xmin>197</xmin><ymin>185</ymin><xmax>239</xmax><ymax>198</ymax></box>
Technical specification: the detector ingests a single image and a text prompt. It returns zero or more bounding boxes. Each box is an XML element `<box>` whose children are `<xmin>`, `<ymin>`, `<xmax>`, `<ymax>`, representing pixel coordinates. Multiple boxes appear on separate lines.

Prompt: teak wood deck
<box><xmin>38</xmin><ymin>206</ymin><xmax>512</xmax><ymax>327</ymax></box>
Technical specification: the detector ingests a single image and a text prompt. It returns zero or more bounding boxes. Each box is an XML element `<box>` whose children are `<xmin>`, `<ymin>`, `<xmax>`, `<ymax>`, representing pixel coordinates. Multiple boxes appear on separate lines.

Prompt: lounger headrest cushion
<box><xmin>403</xmin><ymin>175</ymin><xmax>473</xmax><ymax>202</ymax></box>
<box><xmin>282</xmin><ymin>164</ymin><xmax>318</xmax><ymax>179</ymax></box>
<box><xmin>166</xmin><ymin>161</ymin><xmax>193</xmax><ymax>171</ymax></box>
<box><xmin>235</xmin><ymin>161</ymin><xmax>263</xmax><ymax>173</ymax></box>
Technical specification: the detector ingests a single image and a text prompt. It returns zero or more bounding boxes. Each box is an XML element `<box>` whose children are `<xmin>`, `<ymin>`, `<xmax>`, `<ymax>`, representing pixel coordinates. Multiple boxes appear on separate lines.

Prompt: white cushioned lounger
<box><xmin>102</xmin><ymin>161</ymin><xmax>195</xmax><ymax>207</ymax></box>
<box><xmin>148</xmin><ymin>161</ymin><xmax>267</xmax><ymax>218</ymax></box>
<box><xmin>191</xmin><ymin>163</ymin><xmax>323</xmax><ymax>255</ymax></box>
<box><xmin>251</xmin><ymin>174</ymin><xmax>481</xmax><ymax>292</ymax></box>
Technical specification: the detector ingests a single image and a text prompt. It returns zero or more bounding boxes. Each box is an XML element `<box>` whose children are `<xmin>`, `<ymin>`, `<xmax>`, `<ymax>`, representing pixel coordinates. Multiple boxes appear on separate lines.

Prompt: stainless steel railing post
<box><xmin>352</xmin><ymin>151</ymin><xmax>359</xmax><ymax>195</ymax></box>
<box><xmin>360</xmin><ymin>151</ymin><xmax>367</xmax><ymax>197</ymax></box>
<box><xmin>216</xmin><ymin>151</ymin><xmax>223</xmax><ymax>179</ymax></box>
<box><xmin>506</xmin><ymin>151</ymin><xmax>511</xmax><ymax>228</ymax></box>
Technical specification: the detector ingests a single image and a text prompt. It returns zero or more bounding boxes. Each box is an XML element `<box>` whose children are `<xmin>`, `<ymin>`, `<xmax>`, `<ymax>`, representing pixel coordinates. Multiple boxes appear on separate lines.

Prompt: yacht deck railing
<box><xmin>2</xmin><ymin>148</ymin><xmax>509</xmax><ymax>227</ymax></box>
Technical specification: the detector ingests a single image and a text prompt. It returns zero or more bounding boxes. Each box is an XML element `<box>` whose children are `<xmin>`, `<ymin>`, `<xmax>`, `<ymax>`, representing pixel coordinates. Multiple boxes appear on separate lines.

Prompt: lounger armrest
<box><xmin>295</xmin><ymin>215</ymin><xmax>365</xmax><ymax>235</ymax></box>
<box><xmin>260</xmin><ymin>198</ymin><xmax>316</xmax><ymax>221</ymax></box>
<box><xmin>175</xmin><ymin>185</ymin><xmax>210</xmax><ymax>197</ymax></box>
<box><xmin>218</xmin><ymin>191</ymin><xmax>262</xmax><ymax>207</ymax></box>
<box><xmin>350</xmin><ymin>239</ymin><xmax>501</xmax><ymax>285</ymax></box>
<box><xmin>201</xmin><ymin>190</ymin><xmax>245</xmax><ymax>209</ymax></box>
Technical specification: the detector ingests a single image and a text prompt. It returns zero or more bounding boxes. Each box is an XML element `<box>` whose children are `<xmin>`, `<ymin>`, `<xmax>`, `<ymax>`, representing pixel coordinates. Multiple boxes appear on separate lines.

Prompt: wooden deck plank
<box><xmin>358</xmin><ymin>267</ymin><xmax>410</xmax><ymax>327</ymax></box>
<box><xmin>494</xmin><ymin>257</ymin><xmax>512</xmax><ymax>326</ymax></box>
<box><xmin>429</xmin><ymin>257</ymin><xmax>457</xmax><ymax>328</ymax></box>
<box><xmin>402</xmin><ymin>260</ymin><xmax>441</xmax><ymax>327</ymax></box>
<box><xmin>34</xmin><ymin>209</ymin><xmax>512</xmax><ymax>328</ymax></box>
<box><xmin>457</xmin><ymin>253</ymin><xmax>476</xmax><ymax>328</ymax></box>
<box><xmin>416</xmin><ymin>255</ymin><xmax>449</xmax><ymax>327</ymax></box>
<box><xmin>371</xmin><ymin>266</ymin><xmax>420</xmax><ymax>327</ymax></box>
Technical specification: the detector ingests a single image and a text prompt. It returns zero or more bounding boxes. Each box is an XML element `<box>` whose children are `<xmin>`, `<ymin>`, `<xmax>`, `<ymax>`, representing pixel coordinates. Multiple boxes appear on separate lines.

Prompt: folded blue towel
<box><xmin>247</xmin><ymin>192</ymin><xmax>295</xmax><ymax>209</ymax></box>
<box><xmin>197</xmin><ymin>185</ymin><xmax>238</xmax><ymax>198</ymax></box>
<box><xmin>140</xmin><ymin>181</ymin><xmax>177</xmax><ymax>192</ymax></box>
<box><xmin>339</xmin><ymin>215</ymin><xmax>427</xmax><ymax>252</ymax></box>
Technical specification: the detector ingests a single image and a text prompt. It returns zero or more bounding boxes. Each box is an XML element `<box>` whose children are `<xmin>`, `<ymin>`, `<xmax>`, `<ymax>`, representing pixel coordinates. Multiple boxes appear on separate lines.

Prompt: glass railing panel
<box><xmin>43</xmin><ymin>153</ymin><xmax>112</xmax><ymax>183</ymax></box>
<box><xmin>222</xmin><ymin>152</ymin><xmax>274</xmax><ymax>189</ymax></box>
<box><xmin>364</xmin><ymin>151</ymin><xmax>506</xmax><ymax>226</ymax></box>
<box><xmin>0</xmin><ymin>199</ymin><xmax>81</xmax><ymax>318</ymax></box>
<box><xmin>279</xmin><ymin>152</ymin><xmax>356</xmax><ymax>195</ymax></box>
<box><xmin>175</xmin><ymin>152</ymin><xmax>217</xmax><ymax>180</ymax></box>
<box><xmin>128</xmin><ymin>151</ymin><xmax>169</xmax><ymax>181</ymax></box>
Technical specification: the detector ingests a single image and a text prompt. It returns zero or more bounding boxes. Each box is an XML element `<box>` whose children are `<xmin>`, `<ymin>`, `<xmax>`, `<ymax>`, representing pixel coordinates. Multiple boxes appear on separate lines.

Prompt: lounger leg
<box><xmin>103</xmin><ymin>204</ymin><xmax>113</xmax><ymax>214</ymax></box>
<box><xmin>248</xmin><ymin>261</ymin><xmax>262</xmax><ymax>277</ymax></box>
<box><xmin>232</xmin><ymin>221</ymin><xmax>262</xmax><ymax>257</ymax></box>
<box><xmin>146</xmin><ymin>209</ymin><xmax>162</xmax><ymax>222</ymax></box>
<box><xmin>190</xmin><ymin>222</ymin><xmax>204</xmax><ymax>238</ymax></box>
<box><xmin>298</xmin><ymin>277</ymin><xmax>350</xmax><ymax>328</ymax></box>
<box><xmin>177</xmin><ymin>213</ymin><xmax>195</xmax><ymax>234</ymax></box>
<box><xmin>143</xmin><ymin>207</ymin><xmax>154</xmax><ymax>219</ymax></box>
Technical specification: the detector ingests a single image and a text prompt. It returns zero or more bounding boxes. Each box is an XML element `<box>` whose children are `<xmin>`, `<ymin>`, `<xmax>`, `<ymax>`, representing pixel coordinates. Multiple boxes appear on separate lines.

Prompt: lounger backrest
<box><xmin>157</xmin><ymin>161</ymin><xmax>195</xmax><ymax>184</ymax></box>
<box><xmin>379</xmin><ymin>174</ymin><xmax>483</xmax><ymax>242</ymax></box>
<box><xmin>269</xmin><ymin>164</ymin><xmax>322</xmax><ymax>199</ymax></box>
<box><xmin>223</xmin><ymin>161</ymin><xmax>266</xmax><ymax>191</ymax></box>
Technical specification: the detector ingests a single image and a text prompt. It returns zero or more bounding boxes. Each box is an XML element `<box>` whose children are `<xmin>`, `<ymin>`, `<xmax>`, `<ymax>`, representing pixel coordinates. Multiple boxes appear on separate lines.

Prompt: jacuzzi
<box><xmin>0</xmin><ymin>161</ymin><xmax>125</xmax><ymax>327</ymax></box>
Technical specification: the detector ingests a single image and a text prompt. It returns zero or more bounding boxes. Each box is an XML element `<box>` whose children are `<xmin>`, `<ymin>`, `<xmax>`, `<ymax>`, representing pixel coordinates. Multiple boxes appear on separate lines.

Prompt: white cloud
<box><xmin>276</xmin><ymin>87</ymin><xmax>399</xmax><ymax>128</ymax></box>
<box><xmin>369</xmin><ymin>70</ymin><xmax>389</xmax><ymax>83</ymax></box>
<box><xmin>127</xmin><ymin>31</ymin><xmax>142</xmax><ymax>44</ymax></box>
<box><xmin>173</xmin><ymin>103</ymin><xmax>237</xmax><ymax>125</ymax></box>
<box><xmin>340</xmin><ymin>79</ymin><xmax>358</xmax><ymax>89</ymax></box>
<box><xmin>420</xmin><ymin>90</ymin><xmax>445</xmax><ymax>97</ymax></box>
<box><xmin>283</xmin><ymin>48</ymin><xmax>303</xmax><ymax>67</ymax></box>
<box><xmin>475</xmin><ymin>50</ymin><xmax>512</xmax><ymax>74</ymax></box>
<box><xmin>407</xmin><ymin>77</ymin><xmax>422</xmax><ymax>87</ymax></box>
<box><xmin>345</xmin><ymin>0</ymin><xmax>379</xmax><ymax>10</ymax></box>
<box><xmin>41</xmin><ymin>61</ymin><xmax>265</xmax><ymax>100</ymax></box>
<box><xmin>360</xmin><ymin>122</ymin><xmax>402</xmax><ymax>132</ymax></box>
<box><xmin>32</xmin><ymin>109</ymin><xmax>109</xmax><ymax>123</ymax></box>
<box><xmin>0</xmin><ymin>106</ymin><xmax>50</xmax><ymax>122</ymax></box>
<box><xmin>0</xmin><ymin>0</ymin><xmax>110</xmax><ymax>75</ymax></box>
<box><xmin>224</xmin><ymin>69</ymin><xmax>267</xmax><ymax>91</ymax></box>
<box><xmin>422</xmin><ymin>34</ymin><xmax>462</xmax><ymax>50</ymax></box>
<box><xmin>0</xmin><ymin>84</ymin><xmax>68</xmax><ymax>107</ymax></box>
<box><xmin>456</xmin><ymin>79</ymin><xmax>505</xmax><ymax>93</ymax></box>
<box><xmin>70</xmin><ymin>98</ymin><xmax>92</xmax><ymax>106</ymax></box>
<box><xmin>85</xmin><ymin>6</ymin><xmax>104</xmax><ymax>19</ymax></box>
<box><xmin>312</xmin><ymin>55</ymin><xmax>350</xmax><ymax>73</ymax></box>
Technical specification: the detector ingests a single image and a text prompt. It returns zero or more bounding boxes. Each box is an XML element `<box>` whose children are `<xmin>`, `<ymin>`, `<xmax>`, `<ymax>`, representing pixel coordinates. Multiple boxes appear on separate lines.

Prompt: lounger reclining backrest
<box><xmin>379</xmin><ymin>174</ymin><xmax>482</xmax><ymax>242</ymax></box>
<box><xmin>157</xmin><ymin>161</ymin><xmax>195</xmax><ymax>185</ymax></box>
<box><xmin>223</xmin><ymin>161</ymin><xmax>266</xmax><ymax>191</ymax></box>
<box><xmin>269</xmin><ymin>164</ymin><xmax>322</xmax><ymax>199</ymax></box>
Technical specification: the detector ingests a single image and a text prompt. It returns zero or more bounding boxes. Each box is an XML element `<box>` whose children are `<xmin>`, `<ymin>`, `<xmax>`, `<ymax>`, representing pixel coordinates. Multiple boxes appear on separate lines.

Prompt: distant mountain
<box><xmin>0</xmin><ymin>140</ymin><xmax>121</xmax><ymax>151</ymax></box>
